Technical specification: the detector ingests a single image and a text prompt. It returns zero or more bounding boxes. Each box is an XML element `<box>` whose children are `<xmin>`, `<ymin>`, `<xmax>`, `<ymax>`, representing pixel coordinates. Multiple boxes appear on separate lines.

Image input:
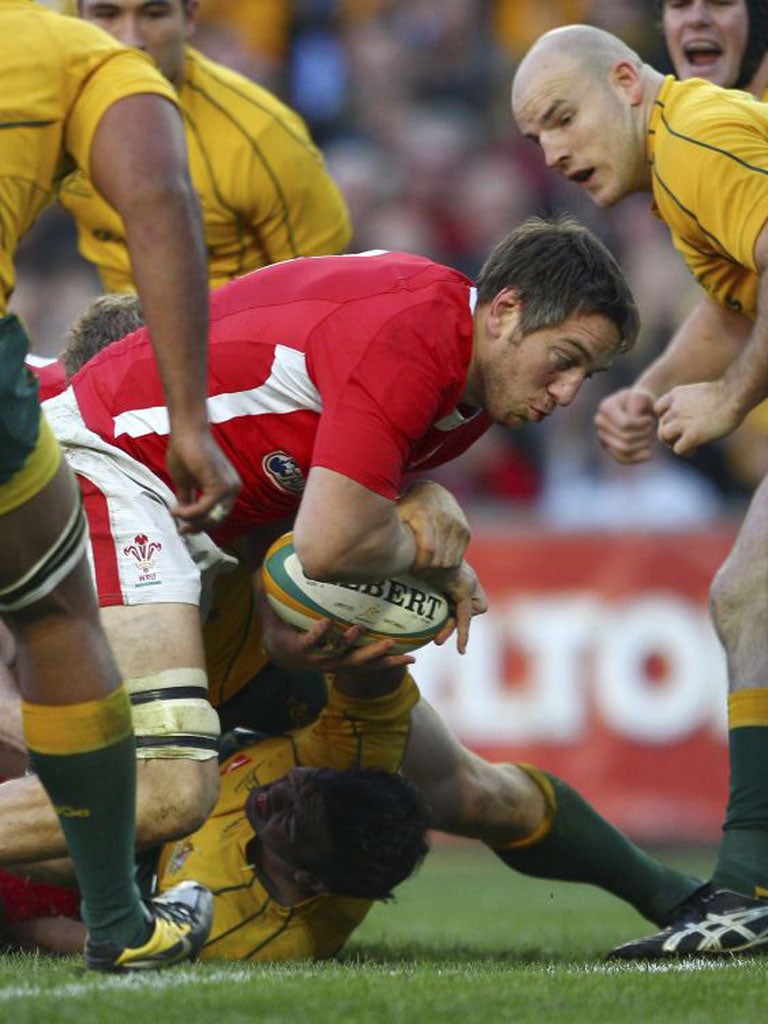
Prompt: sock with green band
<box><xmin>493</xmin><ymin>767</ymin><xmax>701</xmax><ymax>926</ymax></box>
<box><xmin>713</xmin><ymin>690</ymin><xmax>768</xmax><ymax>897</ymax></box>
<box><xmin>23</xmin><ymin>688</ymin><xmax>148</xmax><ymax>946</ymax></box>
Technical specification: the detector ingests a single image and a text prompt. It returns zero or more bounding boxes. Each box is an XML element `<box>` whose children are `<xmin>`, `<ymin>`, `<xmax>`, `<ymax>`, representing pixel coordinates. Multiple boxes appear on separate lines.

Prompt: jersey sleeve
<box><xmin>658</xmin><ymin>102</ymin><xmax>768</xmax><ymax>272</ymax></box>
<box><xmin>63</xmin><ymin>43</ymin><xmax>178</xmax><ymax>179</ymax></box>
<box><xmin>232</xmin><ymin>110</ymin><xmax>352</xmax><ymax>261</ymax></box>
<box><xmin>293</xmin><ymin>673</ymin><xmax>420</xmax><ymax>772</ymax></box>
<box><xmin>310</xmin><ymin>298</ymin><xmax>471</xmax><ymax>498</ymax></box>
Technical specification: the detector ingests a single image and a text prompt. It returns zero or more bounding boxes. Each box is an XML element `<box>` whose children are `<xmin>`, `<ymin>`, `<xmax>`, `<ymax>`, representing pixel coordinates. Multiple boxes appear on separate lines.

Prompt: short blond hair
<box><xmin>62</xmin><ymin>293</ymin><xmax>144</xmax><ymax>380</ymax></box>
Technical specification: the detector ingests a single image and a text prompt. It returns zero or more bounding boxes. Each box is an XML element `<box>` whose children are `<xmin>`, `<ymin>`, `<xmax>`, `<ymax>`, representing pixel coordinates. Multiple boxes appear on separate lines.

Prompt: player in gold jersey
<box><xmin>64</xmin><ymin>0</ymin><xmax>351</xmax><ymax>291</ymax></box>
<box><xmin>513</xmin><ymin>23</ymin><xmax>768</xmax><ymax>957</ymax></box>
<box><xmin>659</xmin><ymin>1</ymin><xmax>768</xmax><ymax>465</ymax></box>
<box><xmin>0</xmin><ymin>0</ymin><xmax>245</xmax><ymax>972</ymax></box>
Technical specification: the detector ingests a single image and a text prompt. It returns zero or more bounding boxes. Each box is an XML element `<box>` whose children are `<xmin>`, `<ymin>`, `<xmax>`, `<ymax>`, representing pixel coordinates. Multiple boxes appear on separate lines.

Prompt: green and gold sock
<box><xmin>493</xmin><ymin>765</ymin><xmax>701</xmax><ymax>926</ymax></box>
<box><xmin>23</xmin><ymin>687</ymin><xmax>147</xmax><ymax>945</ymax></box>
<box><xmin>713</xmin><ymin>689</ymin><xmax>768</xmax><ymax>898</ymax></box>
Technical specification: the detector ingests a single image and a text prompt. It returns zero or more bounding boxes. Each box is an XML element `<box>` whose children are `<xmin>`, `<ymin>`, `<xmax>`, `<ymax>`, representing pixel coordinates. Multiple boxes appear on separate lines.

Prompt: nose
<box><xmin>548</xmin><ymin>371</ymin><xmax>584</xmax><ymax>408</ymax></box>
<box><xmin>541</xmin><ymin>137</ymin><xmax>569</xmax><ymax>172</ymax></box>
<box><xmin>117</xmin><ymin>17</ymin><xmax>147</xmax><ymax>50</ymax></box>
<box><xmin>687</xmin><ymin>0</ymin><xmax>713</xmax><ymax>26</ymax></box>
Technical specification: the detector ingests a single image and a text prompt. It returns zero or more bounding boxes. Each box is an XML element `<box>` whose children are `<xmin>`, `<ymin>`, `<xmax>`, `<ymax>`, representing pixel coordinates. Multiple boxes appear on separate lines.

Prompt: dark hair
<box><xmin>308</xmin><ymin>768</ymin><xmax>429</xmax><ymax>900</ymax></box>
<box><xmin>656</xmin><ymin>0</ymin><xmax>768</xmax><ymax>90</ymax></box>
<box><xmin>62</xmin><ymin>293</ymin><xmax>144</xmax><ymax>380</ymax></box>
<box><xmin>475</xmin><ymin>215</ymin><xmax>639</xmax><ymax>353</ymax></box>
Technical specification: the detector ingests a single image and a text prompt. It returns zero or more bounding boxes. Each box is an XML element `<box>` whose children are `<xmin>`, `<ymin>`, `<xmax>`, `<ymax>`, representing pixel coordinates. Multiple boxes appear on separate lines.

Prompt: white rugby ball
<box><xmin>261</xmin><ymin>532</ymin><xmax>450</xmax><ymax>654</ymax></box>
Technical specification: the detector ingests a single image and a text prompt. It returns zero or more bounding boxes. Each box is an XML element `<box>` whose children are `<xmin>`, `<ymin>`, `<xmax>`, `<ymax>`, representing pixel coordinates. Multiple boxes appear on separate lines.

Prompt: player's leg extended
<box><xmin>709</xmin><ymin>473</ymin><xmax>768</xmax><ymax>896</ymax></box>
<box><xmin>402</xmin><ymin>700</ymin><xmax>700</xmax><ymax>926</ymax></box>
<box><xmin>0</xmin><ymin>408</ymin><xmax>147</xmax><ymax>950</ymax></box>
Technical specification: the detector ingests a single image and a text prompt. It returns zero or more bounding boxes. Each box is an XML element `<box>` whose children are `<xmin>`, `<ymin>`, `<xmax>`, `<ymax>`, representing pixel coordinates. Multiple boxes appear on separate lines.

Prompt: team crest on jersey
<box><xmin>165</xmin><ymin>838</ymin><xmax>193</xmax><ymax>876</ymax></box>
<box><xmin>262</xmin><ymin>451</ymin><xmax>305</xmax><ymax>494</ymax></box>
<box><xmin>123</xmin><ymin>533</ymin><xmax>163</xmax><ymax>587</ymax></box>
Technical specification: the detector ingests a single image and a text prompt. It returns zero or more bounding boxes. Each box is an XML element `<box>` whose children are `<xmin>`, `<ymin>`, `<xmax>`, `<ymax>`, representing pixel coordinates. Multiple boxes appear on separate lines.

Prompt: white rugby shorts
<box><xmin>43</xmin><ymin>388</ymin><xmax>235</xmax><ymax>609</ymax></box>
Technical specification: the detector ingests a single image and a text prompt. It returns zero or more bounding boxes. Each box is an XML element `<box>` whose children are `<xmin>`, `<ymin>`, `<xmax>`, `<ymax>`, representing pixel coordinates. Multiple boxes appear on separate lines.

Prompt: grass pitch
<box><xmin>2</xmin><ymin>843</ymin><xmax>766</xmax><ymax>1024</ymax></box>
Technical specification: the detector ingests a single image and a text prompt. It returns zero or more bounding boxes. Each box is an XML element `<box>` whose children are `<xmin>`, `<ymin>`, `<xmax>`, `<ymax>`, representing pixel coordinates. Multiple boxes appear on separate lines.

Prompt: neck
<box><xmin>462</xmin><ymin>306</ymin><xmax>487</xmax><ymax>408</ymax></box>
<box><xmin>748</xmin><ymin>56</ymin><xmax>768</xmax><ymax>99</ymax></box>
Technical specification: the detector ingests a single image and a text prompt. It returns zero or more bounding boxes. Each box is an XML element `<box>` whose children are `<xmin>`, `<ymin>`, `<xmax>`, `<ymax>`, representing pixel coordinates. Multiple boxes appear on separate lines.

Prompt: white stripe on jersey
<box><xmin>113</xmin><ymin>345</ymin><xmax>322</xmax><ymax>439</ymax></box>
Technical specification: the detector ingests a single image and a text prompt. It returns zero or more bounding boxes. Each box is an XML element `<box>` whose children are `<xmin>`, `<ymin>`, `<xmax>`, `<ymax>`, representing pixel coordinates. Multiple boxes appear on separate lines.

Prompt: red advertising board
<box><xmin>412</xmin><ymin>524</ymin><xmax>738</xmax><ymax>843</ymax></box>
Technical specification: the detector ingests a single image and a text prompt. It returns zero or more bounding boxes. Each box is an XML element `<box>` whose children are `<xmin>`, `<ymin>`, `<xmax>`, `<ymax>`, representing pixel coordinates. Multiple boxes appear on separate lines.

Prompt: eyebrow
<box><xmin>565</xmin><ymin>338</ymin><xmax>613</xmax><ymax>374</ymax></box>
<box><xmin>525</xmin><ymin>99</ymin><xmax>567</xmax><ymax>143</ymax></box>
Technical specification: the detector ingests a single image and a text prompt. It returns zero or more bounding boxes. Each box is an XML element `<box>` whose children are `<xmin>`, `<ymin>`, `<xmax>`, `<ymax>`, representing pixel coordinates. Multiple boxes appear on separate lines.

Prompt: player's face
<box><xmin>472</xmin><ymin>308</ymin><xmax>619</xmax><ymax>429</ymax></box>
<box><xmin>662</xmin><ymin>0</ymin><xmax>749</xmax><ymax>87</ymax></box>
<box><xmin>79</xmin><ymin>0</ymin><xmax>197</xmax><ymax>85</ymax></box>
<box><xmin>513</xmin><ymin>62</ymin><xmax>647</xmax><ymax>207</ymax></box>
<box><xmin>245</xmin><ymin>767</ymin><xmax>333</xmax><ymax>870</ymax></box>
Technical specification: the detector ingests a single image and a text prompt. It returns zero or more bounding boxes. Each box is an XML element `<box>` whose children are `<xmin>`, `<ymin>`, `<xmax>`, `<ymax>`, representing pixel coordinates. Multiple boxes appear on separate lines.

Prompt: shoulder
<box><xmin>17</xmin><ymin>4</ymin><xmax>126</xmax><ymax>64</ymax></box>
<box><xmin>658</xmin><ymin>78</ymin><xmax>768</xmax><ymax>144</ymax></box>
<box><xmin>181</xmin><ymin>47</ymin><xmax>311</xmax><ymax>137</ymax></box>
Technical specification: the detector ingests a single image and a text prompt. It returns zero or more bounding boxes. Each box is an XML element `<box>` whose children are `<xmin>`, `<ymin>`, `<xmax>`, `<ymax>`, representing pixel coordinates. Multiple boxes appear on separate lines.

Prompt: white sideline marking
<box><xmin>0</xmin><ymin>956</ymin><xmax>749</xmax><ymax>1001</ymax></box>
<box><xmin>0</xmin><ymin>967</ymin><xmax>260</xmax><ymax>1002</ymax></box>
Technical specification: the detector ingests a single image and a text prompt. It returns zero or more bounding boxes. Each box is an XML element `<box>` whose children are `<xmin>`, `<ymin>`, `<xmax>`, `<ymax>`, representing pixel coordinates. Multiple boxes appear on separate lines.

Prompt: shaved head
<box><xmin>512</xmin><ymin>25</ymin><xmax>642</xmax><ymax>105</ymax></box>
<box><xmin>512</xmin><ymin>25</ymin><xmax>660</xmax><ymax>208</ymax></box>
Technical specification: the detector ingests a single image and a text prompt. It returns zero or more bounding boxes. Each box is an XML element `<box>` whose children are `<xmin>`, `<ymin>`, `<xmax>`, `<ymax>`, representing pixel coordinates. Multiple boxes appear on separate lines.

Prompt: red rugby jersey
<box><xmin>63</xmin><ymin>252</ymin><xmax>490</xmax><ymax>542</ymax></box>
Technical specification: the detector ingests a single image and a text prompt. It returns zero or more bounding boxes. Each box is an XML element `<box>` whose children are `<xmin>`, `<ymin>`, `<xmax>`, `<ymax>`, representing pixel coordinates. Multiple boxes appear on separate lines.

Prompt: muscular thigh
<box><xmin>100</xmin><ymin>602</ymin><xmax>205</xmax><ymax>678</ymax></box>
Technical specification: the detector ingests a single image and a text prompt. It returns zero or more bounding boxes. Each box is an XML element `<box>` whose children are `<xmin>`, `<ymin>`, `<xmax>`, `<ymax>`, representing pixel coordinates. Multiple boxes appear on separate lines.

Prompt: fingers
<box><xmin>174</xmin><ymin>495</ymin><xmax>237</xmax><ymax>534</ymax></box>
<box><xmin>594</xmin><ymin>392</ymin><xmax>656</xmax><ymax>464</ymax></box>
<box><xmin>453</xmin><ymin>597</ymin><xmax>473</xmax><ymax>655</ymax></box>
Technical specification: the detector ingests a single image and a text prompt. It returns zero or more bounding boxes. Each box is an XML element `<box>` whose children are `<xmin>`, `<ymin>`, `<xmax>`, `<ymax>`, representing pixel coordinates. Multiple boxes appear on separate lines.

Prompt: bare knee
<box><xmin>418</xmin><ymin>755</ymin><xmax>544</xmax><ymax>843</ymax></box>
<box><xmin>709</xmin><ymin>558</ymin><xmax>742</xmax><ymax>651</ymax></box>
<box><xmin>135</xmin><ymin>758</ymin><xmax>219</xmax><ymax>847</ymax></box>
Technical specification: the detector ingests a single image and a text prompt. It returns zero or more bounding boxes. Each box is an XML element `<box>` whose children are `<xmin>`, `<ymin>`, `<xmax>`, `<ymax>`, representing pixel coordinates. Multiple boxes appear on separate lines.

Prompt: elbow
<box><xmin>293</xmin><ymin>535</ymin><xmax>347</xmax><ymax>582</ymax></box>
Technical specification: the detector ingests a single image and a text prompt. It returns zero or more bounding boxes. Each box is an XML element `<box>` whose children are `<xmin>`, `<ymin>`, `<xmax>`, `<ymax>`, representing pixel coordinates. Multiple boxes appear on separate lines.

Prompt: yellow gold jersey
<box><xmin>59</xmin><ymin>46</ymin><xmax>352</xmax><ymax>291</ymax></box>
<box><xmin>0</xmin><ymin>0</ymin><xmax>176</xmax><ymax>312</ymax></box>
<box><xmin>156</xmin><ymin>674</ymin><xmax>419</xmax><ymax>961</ymax></box>
<box><xmin>648</xmin><ymin>76</ymin><xmax>768</xmax><ymax>319</ymax></box>
<box><xmin>204</xmin><ymin>558</ymin><xmax>267</xmax><ymax>709</ymax></box>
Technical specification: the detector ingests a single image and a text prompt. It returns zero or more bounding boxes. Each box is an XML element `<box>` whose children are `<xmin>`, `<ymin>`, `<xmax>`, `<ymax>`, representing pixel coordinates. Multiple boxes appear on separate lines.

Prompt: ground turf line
<box><xmin>0</xmin><ymin>956</ymin><xmax>747</xmax><ymax>1001</ymax></box>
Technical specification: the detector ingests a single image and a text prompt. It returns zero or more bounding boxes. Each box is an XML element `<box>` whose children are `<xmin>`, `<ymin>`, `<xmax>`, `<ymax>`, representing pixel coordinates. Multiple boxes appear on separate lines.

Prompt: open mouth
<box><xmin>683</xmin><ymin>41</ymin><xmax>723</xmax><ymax>67</ymax></box>
<box><xmin>570</xmin><ymin>168</ymin><xmax>594</xmax><ymax>185</ymax></box>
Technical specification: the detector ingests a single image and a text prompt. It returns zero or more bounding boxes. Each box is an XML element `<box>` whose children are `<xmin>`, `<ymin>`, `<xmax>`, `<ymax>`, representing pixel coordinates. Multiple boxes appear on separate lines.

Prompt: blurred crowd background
<box><xmin>22</xmin><ymin>1</ymin><xmax>768</xmax><ymax>528</ymax></box>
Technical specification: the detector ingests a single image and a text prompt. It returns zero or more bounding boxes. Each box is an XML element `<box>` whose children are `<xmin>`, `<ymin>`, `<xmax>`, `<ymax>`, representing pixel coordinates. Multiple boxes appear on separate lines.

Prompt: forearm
<box><xmin>90</xmin><ymin>96</ymin><xmax>211</xmax><ymax>430</ymax></box>
<box><xmin>637</xmin><ymin>296</ymin><xmax>748</xmax><ymax>397</ymax></box>
<box><xmin>720</xmin><ymin>272</ymin><xmax>768</xmax><ymax>417</ymax></box>
<box><xmin>301</xmin><ymin>515</ymin><xmax>416</xmax><ymax>582</ymax></box>
<box><xmin>294</xmin><ymin>469</ymin><xmax>417</xmax><ymax>581</ymax></box>
<box><xmin>122</xmin><ymin>182</ymin><xmax>210</xmax><ymax>430</ymax></box>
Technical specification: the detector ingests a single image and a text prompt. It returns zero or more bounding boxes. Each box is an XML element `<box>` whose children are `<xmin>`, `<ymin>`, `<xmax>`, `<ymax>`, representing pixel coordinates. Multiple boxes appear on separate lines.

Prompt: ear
<box><xmin>610</xmin><ymin>59</ymin><xmax>644</xmax><ymax>106</ymax></box>
<box><xmin>486</xmin><ymin>287</ymin><xmax>521</xmax><ymax>339</ymax></box>
<box><xmin>185</xmin><ymin>0</ymin><xmax>199</xmax><ymax>37</ymax></box>
<box><xmin>294</xmin><ymin>869</ymin><xmax>327</xmax><ymax>898</ymax></box>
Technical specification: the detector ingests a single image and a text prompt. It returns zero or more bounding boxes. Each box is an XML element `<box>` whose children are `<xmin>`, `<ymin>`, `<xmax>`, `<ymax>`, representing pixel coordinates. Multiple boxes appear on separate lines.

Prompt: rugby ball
<box><xmin>261</xmin><ymin>533</ymin><xmax>450</xmax><ymax>653</ymax></box>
